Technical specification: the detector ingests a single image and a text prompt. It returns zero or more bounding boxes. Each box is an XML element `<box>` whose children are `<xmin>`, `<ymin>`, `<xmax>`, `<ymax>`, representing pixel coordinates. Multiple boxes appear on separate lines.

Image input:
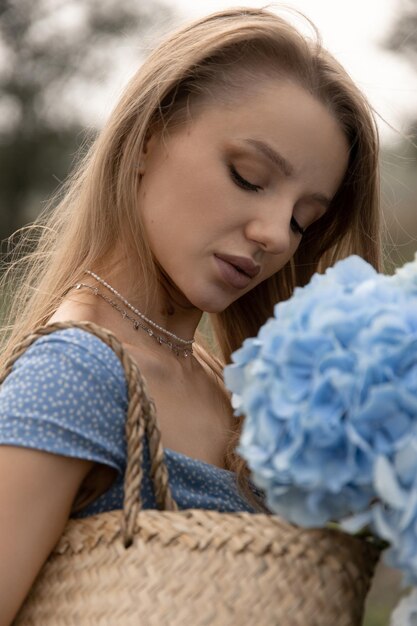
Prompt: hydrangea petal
<box><xmin>340</xmin><ymin>510</ymin><xmax>373</xmax><ymax>533</ymax></box>
<box><xmin>374</xmin><ymin>456</ymin><xmax>408</xmax><ymax>509</ymax></box>
<box><xmin>372</xmin><ymin>504</ymin><xmax>399</xmax><ymax>544</ymax></box>
<box><xmin>400</xmin><ymin>483</ymin><xmax>417</xmax><ymax>532</ymax></box>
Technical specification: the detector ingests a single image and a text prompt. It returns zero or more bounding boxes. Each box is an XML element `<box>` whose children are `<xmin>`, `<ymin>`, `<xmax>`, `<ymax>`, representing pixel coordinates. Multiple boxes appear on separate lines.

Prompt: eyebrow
<box><xmin>243</xmin><ymin>138</ymin><xmax>295</xmax><ymax>177</ymax></box>
<box><xmin>242</xmin><ymin>138</ymin><xmax>332</xmax><ymax>209</ymax></box>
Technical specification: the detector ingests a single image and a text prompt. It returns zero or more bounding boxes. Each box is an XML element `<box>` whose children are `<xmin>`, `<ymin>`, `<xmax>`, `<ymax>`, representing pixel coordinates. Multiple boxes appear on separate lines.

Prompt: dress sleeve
<box><xmin>0</xmin><ymin>328</ymin><xmax>129</xmax><ymax>479</ymax></box>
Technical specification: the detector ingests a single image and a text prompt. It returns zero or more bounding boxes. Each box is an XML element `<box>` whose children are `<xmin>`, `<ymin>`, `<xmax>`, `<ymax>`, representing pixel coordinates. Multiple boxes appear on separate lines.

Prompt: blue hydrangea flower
<box><xmin>224</xmin><ymin>253</ymin><xmax>417</xmax><ymax>571</ymax></box>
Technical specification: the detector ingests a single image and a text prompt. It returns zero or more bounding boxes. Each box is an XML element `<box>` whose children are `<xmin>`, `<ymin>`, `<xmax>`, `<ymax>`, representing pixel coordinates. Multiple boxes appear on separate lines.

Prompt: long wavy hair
<box><xmin>0</xmin><ymin>7</ymin><xmax>381</xmax><ymax>512</ymax></box>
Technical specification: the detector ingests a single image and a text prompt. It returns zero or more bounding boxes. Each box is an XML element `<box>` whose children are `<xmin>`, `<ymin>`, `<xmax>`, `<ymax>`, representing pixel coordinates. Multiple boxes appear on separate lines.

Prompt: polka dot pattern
<box><xmin>0</xmin><ymin>328</ymin><xmax>261</xmax><ymax>518</ymax></box>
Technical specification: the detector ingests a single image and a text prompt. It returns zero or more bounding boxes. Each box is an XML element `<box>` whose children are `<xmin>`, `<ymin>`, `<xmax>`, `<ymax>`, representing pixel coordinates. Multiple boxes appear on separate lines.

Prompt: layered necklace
<box><xmin>74</xmin><ymin>270</ymin><xmax>195</xmax><ymax>357</ymax></box>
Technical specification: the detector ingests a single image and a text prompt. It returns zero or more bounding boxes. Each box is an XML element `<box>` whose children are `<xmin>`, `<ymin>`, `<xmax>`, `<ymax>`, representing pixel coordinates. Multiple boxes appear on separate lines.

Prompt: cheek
<box><xmin>141</xmin><ymin>162</ymin><xmax>238</xmax><ymax>240</ymax></box>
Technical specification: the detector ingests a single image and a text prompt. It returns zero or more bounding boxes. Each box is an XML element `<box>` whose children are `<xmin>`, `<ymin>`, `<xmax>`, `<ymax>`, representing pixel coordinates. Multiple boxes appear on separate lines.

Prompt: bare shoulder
<box><xmin>48</xmin><ymin>286</ymin><xmax>107</xmax><ymax>326</ymax></box>
<box><xmin>48</xmin><ymin>286</ymin><xmax>133</xmax><ymax>346</ymax></box>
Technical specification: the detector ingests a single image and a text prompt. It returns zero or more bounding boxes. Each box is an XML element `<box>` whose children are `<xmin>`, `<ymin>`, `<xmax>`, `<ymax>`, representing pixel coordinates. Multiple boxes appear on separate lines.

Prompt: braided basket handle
<box><xmin>0</xmin><ymin>320</ymin><xmax>179</xmax><ymax>547</ymax></box>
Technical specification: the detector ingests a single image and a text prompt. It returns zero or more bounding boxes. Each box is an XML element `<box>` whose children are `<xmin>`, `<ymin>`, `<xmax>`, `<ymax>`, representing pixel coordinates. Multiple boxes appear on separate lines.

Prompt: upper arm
<box><xmin>0</xmin><ymin>445</ymin><xmax>94</xmax><ymax>626</ymax></box>
<box><xmin>0</xmin><ymin>329</ymin><xmax>129</xmax><ymax>623</ymax></box>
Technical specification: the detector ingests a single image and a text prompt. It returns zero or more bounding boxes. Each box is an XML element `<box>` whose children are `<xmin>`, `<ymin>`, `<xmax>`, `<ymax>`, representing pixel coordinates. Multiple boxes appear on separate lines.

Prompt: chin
<box><xmin>184</xmin><ymin>282</ymin><xmax>247</xmax><ymax>314</ymax></box>
<box><xmin>192</xmin><ymin>294</ymin><xmax>238</xmax><ymax>314</ymax></box>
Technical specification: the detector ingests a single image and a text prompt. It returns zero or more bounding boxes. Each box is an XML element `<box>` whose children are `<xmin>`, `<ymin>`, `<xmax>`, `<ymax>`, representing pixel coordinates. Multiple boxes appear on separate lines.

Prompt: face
<box><xmin>138</xmin><ymin>77</ymin><xmax>349</xmax><ymax>313</ymax></box>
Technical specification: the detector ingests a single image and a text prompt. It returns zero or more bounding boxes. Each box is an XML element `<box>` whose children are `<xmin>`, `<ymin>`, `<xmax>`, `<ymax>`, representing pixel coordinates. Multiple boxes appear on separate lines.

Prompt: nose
<box><xmin>244</xmin><ymin>200</ymin><xmax>294</xmax><ymax>255</ymax></box>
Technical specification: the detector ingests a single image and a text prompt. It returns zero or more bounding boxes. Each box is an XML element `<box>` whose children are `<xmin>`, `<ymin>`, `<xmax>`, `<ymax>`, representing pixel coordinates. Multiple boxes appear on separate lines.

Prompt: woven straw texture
<box><xmin>9</xmin><ymin>321</ymin><xmax>380</xmax><ymax>626</ymax></box>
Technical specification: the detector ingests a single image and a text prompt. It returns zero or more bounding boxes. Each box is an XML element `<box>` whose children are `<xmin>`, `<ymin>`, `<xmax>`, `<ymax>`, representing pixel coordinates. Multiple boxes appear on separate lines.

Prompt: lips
<box><xmin>214</xmin><ymin>254</ymin><xmax>261</xmax><ymax>290</ymax></box>
<box><xmin>214</xmin><ymin>254</ymin><xmax>261</xmax><ymax>278</ymax></box>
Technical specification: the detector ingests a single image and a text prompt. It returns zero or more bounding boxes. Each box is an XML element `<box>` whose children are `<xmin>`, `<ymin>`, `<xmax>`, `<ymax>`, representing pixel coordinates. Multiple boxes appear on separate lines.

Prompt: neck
<box><xmin>86</xmin><ymin>264</ymin><xmax>203</xmax><ymax>349</ymax></box>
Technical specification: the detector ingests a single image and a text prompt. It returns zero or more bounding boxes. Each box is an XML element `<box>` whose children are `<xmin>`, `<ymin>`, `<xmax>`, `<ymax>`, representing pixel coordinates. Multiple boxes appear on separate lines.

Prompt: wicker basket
<box><xmin>9</xmin><ymin>321</ymin><xmax>380</xmax><ymax>626</ymax></box>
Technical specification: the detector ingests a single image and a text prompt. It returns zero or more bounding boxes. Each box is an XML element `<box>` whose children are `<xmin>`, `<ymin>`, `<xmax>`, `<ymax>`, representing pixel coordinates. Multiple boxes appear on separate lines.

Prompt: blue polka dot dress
<box><xmin>0</xmin><ymin>328</ymin><xmax>263</xmax><ymax>517</ymax></box>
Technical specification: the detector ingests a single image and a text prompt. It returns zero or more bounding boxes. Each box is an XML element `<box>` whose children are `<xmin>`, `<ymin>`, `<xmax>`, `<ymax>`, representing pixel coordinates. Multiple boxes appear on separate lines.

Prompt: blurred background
<box><xmin>0</xmin><ymin>0</ymin><xmax>416</xmax><ymax>623</ymax></box>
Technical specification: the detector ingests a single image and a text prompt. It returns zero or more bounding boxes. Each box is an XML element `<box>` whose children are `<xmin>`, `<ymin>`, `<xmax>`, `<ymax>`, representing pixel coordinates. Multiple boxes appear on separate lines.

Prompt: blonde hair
<box><xmin>0</xmin><ymin>7</ymin><xmax>381</xmax><ymax>512</ymax></box>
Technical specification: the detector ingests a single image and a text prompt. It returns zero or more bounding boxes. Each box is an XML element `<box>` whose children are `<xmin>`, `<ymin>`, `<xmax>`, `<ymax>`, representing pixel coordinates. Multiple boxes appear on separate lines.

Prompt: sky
<box><xmin>166</xmin><ymin>0</ymin><xmax>417</xmax><ymax>143</ymax></box>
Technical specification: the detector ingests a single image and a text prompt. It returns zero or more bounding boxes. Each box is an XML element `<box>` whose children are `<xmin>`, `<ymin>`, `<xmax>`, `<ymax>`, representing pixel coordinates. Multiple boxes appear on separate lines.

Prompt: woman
<box><xmin>0</xmin><ymin>7</ymin><xmax>380</xmax><ymax>624</ymax></box>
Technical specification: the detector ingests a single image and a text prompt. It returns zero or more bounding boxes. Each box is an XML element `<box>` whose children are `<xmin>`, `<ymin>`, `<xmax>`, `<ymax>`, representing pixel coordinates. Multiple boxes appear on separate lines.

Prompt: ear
<box><xmin>143</xmin><ymin>129</ymin><xmax>160</xmax><ymax>154</ymax></box>
<box><xmin>137</xmin><ymin>131</ymin><xmax>158</xmax><ymax>176</ymax></box>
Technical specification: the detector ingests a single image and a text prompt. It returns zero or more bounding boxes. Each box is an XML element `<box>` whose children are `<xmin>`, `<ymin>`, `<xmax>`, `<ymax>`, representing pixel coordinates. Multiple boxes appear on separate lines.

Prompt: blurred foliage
<box><xmin>381</xmin><ymin>136</ymin><xmax>417</xmax><ymax>272</ymax></box>
<box><xmin>380</xmin><ymin>0</ymin><xmax>417</xmax><ymax>271</ymax></box>
<box><xmin>384</xmin><ymin>0</ymin><xmax>417</xmax><ymax>65</ymax></box>
<box><xmin>0</xmin><ymin>0</ymin><xmax>174</xmax><ymax>242</ymax></box>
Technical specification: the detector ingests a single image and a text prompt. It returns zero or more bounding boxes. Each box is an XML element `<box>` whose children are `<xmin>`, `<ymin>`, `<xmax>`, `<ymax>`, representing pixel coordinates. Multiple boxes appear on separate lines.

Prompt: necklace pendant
<box><xmin>133</xmin><ymin>321</ymin><xmax>139</xmax><ymax>330</ymax></box>
<box><xmin>147</xmin><ymin>329</ymin><xmax>153</xmax><ymax>337</ymax></box>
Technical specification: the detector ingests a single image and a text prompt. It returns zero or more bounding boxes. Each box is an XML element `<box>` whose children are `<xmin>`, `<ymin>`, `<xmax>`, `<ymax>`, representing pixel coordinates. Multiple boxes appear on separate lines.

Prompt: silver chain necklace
<box><xmin>74</xmin><ymin>271</ymin><xmax>194</xmax><ymax>357</ymax></box>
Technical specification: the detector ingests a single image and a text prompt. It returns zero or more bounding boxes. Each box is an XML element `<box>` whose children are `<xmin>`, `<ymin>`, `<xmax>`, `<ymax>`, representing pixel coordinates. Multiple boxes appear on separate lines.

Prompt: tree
<box><xmin>383</xmin><ymin>0</ymin><xmax>417</xmax><ymax>148</ymax></box>
<box><xmin>384</xmin><ymin>0</ymin><xmax>417</xmax><ymax>66</ymax></box>
<box><xmin>379</xmin><ymin>0</ymin><xmax>417</xmax><ymax>269</ymax></box>
<box><xmin>0</xmin><ymin>0</ymin><xmax>174</xmax><ymax>241</ymax></box>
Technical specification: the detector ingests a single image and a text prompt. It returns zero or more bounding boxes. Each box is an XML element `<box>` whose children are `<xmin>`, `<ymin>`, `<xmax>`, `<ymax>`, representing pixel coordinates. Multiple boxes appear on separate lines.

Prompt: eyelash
<box><xmin>229</xmin><ymin>164</ymin><xmax>305</xmax><ymax>237</ymax></box>
<box><xmin>291</xmin><ymin>217</ymin><xmax>305</xmax><ymax>237</ymax></box>
<box><xmin>229</xmin><ymin>164</ymin><xmax>262</xmax><ymax>192</ymax></box>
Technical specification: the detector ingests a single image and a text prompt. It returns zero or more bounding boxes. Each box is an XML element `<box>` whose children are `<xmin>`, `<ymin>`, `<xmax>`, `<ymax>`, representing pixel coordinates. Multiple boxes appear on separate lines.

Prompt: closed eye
<box><xmin>290</xmin><ymin>216</ymin><xmax>305</xmax><ymax>236</ymax></box>
<box><xmin>229</xmin><ymin>165</ymin><xmax>263</xmax><ymax>192</ymax></box>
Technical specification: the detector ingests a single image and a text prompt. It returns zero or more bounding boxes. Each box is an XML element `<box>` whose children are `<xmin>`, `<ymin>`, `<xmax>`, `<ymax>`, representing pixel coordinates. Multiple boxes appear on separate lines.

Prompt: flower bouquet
<box><xmin>224</xmin><ymin>254</ymin><xmax>417</xmax><ymax>625</ymax></box>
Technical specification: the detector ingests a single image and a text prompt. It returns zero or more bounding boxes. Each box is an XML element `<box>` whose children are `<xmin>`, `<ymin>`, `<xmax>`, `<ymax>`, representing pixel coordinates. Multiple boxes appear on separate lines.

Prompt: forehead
<box><xmin>195</xmin><ymin>78</ymin><xmax>343</xmax><ymax>144</ymax></box>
